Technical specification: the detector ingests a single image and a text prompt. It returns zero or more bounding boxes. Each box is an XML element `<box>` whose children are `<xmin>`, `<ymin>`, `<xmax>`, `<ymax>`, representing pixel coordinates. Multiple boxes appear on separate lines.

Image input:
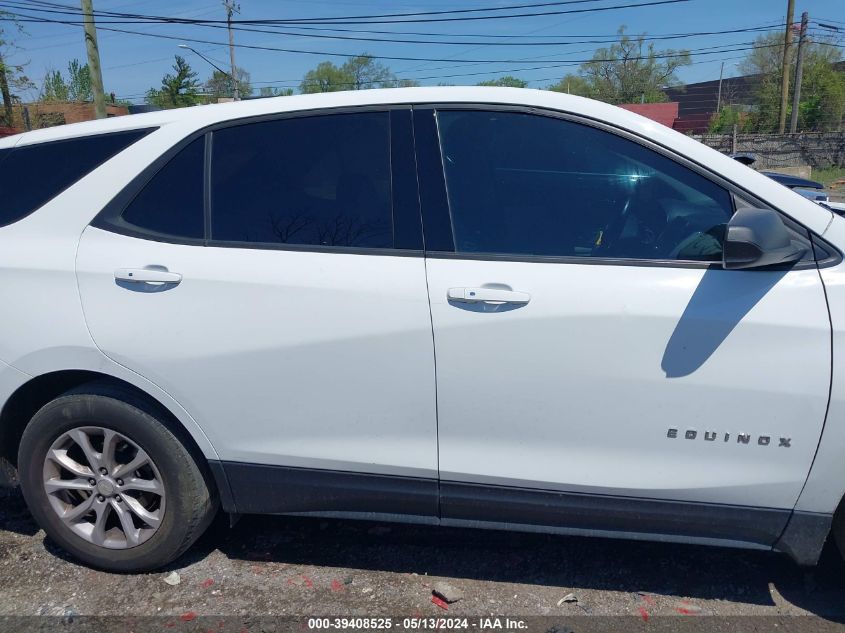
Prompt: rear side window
<box><xmin>210</xmin><ymin>112</ymin><xmax>393</xmax><ymax>249</ymax></box>
<box><xmin>0</xmin><ymin>128</ymin><xmax>153</xmax><ymax>228</ymax></box>
<box><xmin>120</xmin><ymin>136</ymin><xmax>205</xmax><ymax>240</ymax></box>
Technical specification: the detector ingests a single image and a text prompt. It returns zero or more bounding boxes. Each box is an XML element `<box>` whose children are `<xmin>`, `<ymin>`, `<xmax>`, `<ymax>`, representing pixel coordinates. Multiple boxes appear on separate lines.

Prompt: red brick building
<box><xmin>2</xmin><ymin>102</ymin><xmax>129</xmax><ymax>136</ymax></box>
<box><xmin>618</xmin><ymin>102</ymin><xmax>680</xmax><ymax>128</ymax></box>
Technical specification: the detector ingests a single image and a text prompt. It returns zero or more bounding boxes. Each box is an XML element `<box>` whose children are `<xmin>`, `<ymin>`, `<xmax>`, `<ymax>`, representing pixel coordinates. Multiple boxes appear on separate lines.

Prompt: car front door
<box><xmin>76</xmin><ymin>108</ymin><xmax>438</xmax><ymax>516</ymax></box>
<box><xmin>415</xmin><ymin>107</ymin><xmax>831</xmax><ymax>546</ymax></box>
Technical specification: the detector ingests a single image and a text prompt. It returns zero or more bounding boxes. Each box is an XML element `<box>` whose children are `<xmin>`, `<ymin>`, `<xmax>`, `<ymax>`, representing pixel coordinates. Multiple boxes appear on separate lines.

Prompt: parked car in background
<box><xmin>730</xmin><ymin>153</ymin><xmax>842</xmax><ymax>213</ymax></box>
<box><xmin>2</xmin><ymin>88</ymin><xmax>845</xmax><ymax>572</ymax></box>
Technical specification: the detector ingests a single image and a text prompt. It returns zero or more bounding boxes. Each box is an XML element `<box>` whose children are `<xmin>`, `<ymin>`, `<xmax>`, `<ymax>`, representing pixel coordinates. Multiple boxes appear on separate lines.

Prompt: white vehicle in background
<box><xmin>1</xmin><ymin>87</ymin><xmax>845</xmax><ymax>572</ymax></box>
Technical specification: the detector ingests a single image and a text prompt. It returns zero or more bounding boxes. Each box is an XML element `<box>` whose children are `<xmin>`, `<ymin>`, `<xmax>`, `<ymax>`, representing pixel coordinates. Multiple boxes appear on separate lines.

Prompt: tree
<box><xmin>478</xmin><ymin>76</ymin><xmax>528</xmax><ymax>88</ymax></box>
<box><xmin>0</xmin><ymin>12</ymin><xmax>34</xmax><ymax>126</ymax></box>
<box><xmin>205</xmin><ymin>68</ymin><xmax>252</xmax><ymax>100</ymax></box>
<box><xmin>740</xmin><ymin>32</ymin><xmax>845</xmax><ymax>132</ymax></box>
<box><xmin>341</xmin><ymin>55</ymin><xmax>395</xmax><ymax>90</ymax></box>
<box><xmin>300</xmin><ymin>61</ymin><xmax>350</xmax><ymax>93</ymax></box>
<box><xmin>708</xmin><ymin>104</ymin><xmax>746</xmax><ymax>133</ymax></box>
<box><xmin>299</xmin><ymin>54</ymin><xmax>415</xmax><ymax>93</ymax></box>
<box><xmin>40</xmin><ymin>70</ymin><xmax>69</xmax><ymax>102</ymax></box>
<box><xmin>547</xmin><ymin>27</ymin><xmax>691</xmax><ymax>104</ymax></box>
<box><xmin>259</xmin><ymin>86</ymin><xmax>294</xmax><ymax>97</ymax></box>
<box><xmin>146</xmin><ymin>56</ymin><xmax>202</xmax><ymax>109</ymax></box>
<box><xmin>40</xmin><ymin>59</ymin><xmax>92</xmax><ymax>102</ymax></box>
<box><xmin>547</xmin><ymin>73</ymin><xmax>592</xmax><ymax>97</ymax></box>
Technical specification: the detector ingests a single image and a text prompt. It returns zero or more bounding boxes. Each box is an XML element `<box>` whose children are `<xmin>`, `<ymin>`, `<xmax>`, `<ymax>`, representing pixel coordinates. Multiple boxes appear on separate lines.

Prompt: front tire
<box><xmin>18</xmin><ymin>387</ymin><xmax>217</xmax><ymax>572</ymax></box>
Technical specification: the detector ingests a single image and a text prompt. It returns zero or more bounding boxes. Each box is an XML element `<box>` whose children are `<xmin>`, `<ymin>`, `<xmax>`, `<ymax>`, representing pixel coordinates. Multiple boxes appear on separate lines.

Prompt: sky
<box><xmin>2</xmin><ymin>0</ymin><xmax>844</xmax><ymax>103</ymax></box>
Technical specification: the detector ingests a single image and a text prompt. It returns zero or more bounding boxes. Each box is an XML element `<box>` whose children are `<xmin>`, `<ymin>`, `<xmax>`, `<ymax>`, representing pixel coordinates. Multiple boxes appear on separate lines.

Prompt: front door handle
<box><xmin>114</xmin><ymin>268</ymin><xmax>182</xmax><ymax>285</ymax></box>
<box><xmin>448</xmin><ymin>287</ymin><xmax>530</xmax><ymax>305</ymax></box>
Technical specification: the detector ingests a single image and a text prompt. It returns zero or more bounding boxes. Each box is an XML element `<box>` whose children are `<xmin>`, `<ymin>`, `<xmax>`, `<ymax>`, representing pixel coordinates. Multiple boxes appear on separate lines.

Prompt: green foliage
<box><xmin>204</xmin><ymin>68</ymin><xmax>252</xmax><ymax>99</ymax></box>
<box><xmin>342</xmin><ymin>55</ymin><xmax>394</xmax><ymax>90</ymax></box>
<box><xmin>259</xmin><ymin>86</ymin><xmax>294</xmax><ymax>97</ymax></box>
<box><xmin>299</xmin><ymin>54</ymin><xmax>414</xmax><ymax>93</ymax></box>
<box><xmin>300</xmin><ymin>61</ymin><xmax>350</xmax><ymax>93</ymax></box>
<box><xmin>547</xmin><ymin>27</ymin><xmax>691</xmax><ymax>104</ymax></box>
<box><xmin>146</xmin><ymin>56</ymin><xmax>202</xmax><ymax>109</ymax></box>
<box><xmin>0</xmin><ymin>10</ymin><xmax>35</xmax><ymax>124</ymax></box>
<box><xmin>477</xmin><ymin>76</ymin><xmax>528</xmax><ymax>88</ymax></box>
<box><xmin>814</xmin><ymin>166</ymin><xmax>845</xmax><ymax>188</ymax></box>
<box><xmin>708</xmin><ymin>105</ymin><xmax>746</xmax><ymax>133</ymax></box>
<box><xmin>67</xmin><ymin>59</ymin><xmax>92</xmax><ymax>101</ymax></box>
<box><xmin>740</xmin><ymin>33</ymin><xmax>845</xmax><ymax>132</ymax></box>
<box><xmin>40</xmin><ymin>59</ymin><xmax>92</xmax><ymax>102</ymax></box>
<box><xmin>40</xmin><ymin>70</ymin><xmax>68</xmax><ymax>102</ymax></box>
<box><xmin>547</xmin><ymin>74</ymin><xmax>592</xmax><ymax>96</ymax></box>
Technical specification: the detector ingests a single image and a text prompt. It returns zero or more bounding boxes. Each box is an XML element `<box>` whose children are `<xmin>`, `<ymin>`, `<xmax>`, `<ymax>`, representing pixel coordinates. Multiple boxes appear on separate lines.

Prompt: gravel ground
<box><xmin>1</xmin><ymin>487</ymin><xmax>845</xmax><ymax>631</ymax></box>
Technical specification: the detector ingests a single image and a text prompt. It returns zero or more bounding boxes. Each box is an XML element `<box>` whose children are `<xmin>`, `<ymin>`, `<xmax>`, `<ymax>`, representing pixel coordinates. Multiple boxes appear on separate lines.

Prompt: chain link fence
<box><xmin>691</xmin><ymin>132</ymin><xmax>845</xmax><ymax>170</ymax></box>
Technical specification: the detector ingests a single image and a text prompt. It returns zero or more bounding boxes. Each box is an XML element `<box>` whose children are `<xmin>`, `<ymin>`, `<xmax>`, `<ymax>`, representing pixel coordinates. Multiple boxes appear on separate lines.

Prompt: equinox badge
<box><xmin>667</xmin><ymin>428</ymin><xmax>791</xmax><ymax>447</ymax></box>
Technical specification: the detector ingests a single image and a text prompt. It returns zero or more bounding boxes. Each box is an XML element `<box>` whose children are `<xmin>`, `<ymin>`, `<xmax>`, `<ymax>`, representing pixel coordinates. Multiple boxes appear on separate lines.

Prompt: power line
<box><xmin>0</xmin><ymin>6</ymin><xmax>784</xmax><ymax>48</ymax></box>
<box><xmin>10</xmin><ymin>0</ymin><xmax>623</xmax><ymax>22</ymax></box>
<box><xmin>3</xmin><ymin>9</ymin><xmax>785</xmax><ymax>65</ymax></box>
<box><xmin>6</xmin><ymin>0</ymin><xmax>694</xmax><ymax>26</ymax></box>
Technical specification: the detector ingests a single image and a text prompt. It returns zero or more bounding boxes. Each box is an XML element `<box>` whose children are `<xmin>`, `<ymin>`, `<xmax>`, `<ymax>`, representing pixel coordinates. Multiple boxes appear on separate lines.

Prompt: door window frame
<box><xmin>92</xmin><ymin>105</ymin><xmax>424</xmax><ymax>256</ymax></box>
<box><xmin>412</xmin><ymin>103</ymin><xmax>837</xmax><ymax>270</ymax></box>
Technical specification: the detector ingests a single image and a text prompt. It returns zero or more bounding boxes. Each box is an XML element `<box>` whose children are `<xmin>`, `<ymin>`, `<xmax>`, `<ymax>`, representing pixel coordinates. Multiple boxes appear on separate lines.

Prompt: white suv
<box><xmin>1</xmin><ymin>87</ymin><xmax>844</xmax><ymax>572</ymax></box>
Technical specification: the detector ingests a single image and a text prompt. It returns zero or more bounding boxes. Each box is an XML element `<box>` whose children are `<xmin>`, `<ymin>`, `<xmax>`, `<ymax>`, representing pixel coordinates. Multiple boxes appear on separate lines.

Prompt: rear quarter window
<box><xmin>0</xmin><ymin>128</ymin><xmax>154</xmax><ymax>228</ymax></box>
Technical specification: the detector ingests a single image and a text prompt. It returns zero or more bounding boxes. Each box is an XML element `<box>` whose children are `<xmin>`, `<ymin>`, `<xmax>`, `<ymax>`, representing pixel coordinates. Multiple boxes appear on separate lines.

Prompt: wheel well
<box><xmin>0</xmin><ymin>370</ymin><xmax>214</xmax><ymax>493</ymax></box>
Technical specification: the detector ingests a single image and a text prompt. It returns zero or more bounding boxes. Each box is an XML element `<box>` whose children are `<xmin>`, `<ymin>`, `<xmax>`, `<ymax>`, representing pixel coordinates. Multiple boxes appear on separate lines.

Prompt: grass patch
<box><xmin>814</xmin><ymin>167</ymin><xmax>845</xmax><ymax>188</ymax></box>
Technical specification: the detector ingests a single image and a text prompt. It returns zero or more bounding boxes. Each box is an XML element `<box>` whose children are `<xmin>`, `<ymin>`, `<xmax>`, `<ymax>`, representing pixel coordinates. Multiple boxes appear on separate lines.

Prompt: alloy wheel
<box><xmin>41</xmin><ymin>426</ymin><xmax>166</xmax><ymax>549</ymax></box>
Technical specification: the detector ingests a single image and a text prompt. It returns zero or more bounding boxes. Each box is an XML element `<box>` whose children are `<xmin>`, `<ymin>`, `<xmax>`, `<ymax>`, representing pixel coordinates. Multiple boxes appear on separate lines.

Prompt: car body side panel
<box><xmin>0</xmin><ymin>128</ymin><xmax>223</xmax><ymax>461</ymax></box>
<box><xmin>76</xmin><ymin>228</ymin><xmax>438</xmax><ymax>478</ymax></box>
<box><xmin>0</xmin><ymin>90</ymin><xmax>842</xmax><ymax>561</ymax></box>
<box><xmin>426</xmin><ymin>257</ymin><xmax>830</xmax><ymax>510</ymax></box>
<box><xmin>795</xmin><ymin>215</ymin><xmax>845</xmax><ymax>515</ymax></box>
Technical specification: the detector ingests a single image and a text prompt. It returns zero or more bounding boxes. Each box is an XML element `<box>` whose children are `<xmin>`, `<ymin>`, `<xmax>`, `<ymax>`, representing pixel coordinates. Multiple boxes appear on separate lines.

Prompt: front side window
<box><xmin>0</xmin><ymin>128</ymin><xmax>154</xmax><ymax>228</ymax></box>
<box><xmin>210</xmin><ymin>112</ymin><xmax>393</xmax><ymax>249</ymax></box>
<box><xmin>436</xmin><ymin>110</ymin><xmax>734</xmax><ymax>262</ymax></box>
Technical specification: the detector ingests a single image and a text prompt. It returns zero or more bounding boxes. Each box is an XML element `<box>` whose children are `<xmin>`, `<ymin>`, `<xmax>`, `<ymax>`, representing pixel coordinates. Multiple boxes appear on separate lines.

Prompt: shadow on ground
<box><xmin>215</xmin><ymin>513</ymin><xmax>845</xmax><ymax>619</ymax></box>
<box><xmin>3</xmin><ymin>487</ymin><xmax>844</xmax><ymax>619</ymax></box>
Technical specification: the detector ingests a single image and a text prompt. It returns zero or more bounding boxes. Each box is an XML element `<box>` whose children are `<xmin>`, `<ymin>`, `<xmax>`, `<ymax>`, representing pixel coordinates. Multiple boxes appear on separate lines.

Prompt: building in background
<box><xmin>1</xmin><ymin>101</ymin><xmax>129</xmax><ymax>136</ymax></box>
<box><xmin>618</xmin><ymin>102</ymin><xmax>680</xmax><ymax>128</ymax></box>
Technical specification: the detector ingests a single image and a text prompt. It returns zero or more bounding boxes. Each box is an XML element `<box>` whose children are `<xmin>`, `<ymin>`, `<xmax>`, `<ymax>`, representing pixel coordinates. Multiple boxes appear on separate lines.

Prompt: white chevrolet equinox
<box><xmin>2</xmin><ymin>87</ymin><xmax>845</xmax><ymax>572</ymax></box>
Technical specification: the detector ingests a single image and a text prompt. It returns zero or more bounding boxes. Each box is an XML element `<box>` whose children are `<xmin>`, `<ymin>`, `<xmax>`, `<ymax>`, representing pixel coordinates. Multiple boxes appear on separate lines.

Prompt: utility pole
<box><xmin>778</xmin><ymin>0</ymin><xmax>795</xmax><ymax>134</ymax></box>
<box><xmin>789</xmin><ymin>11</ymin><xmax>809</xmax><ymax>133</ymax></box>
<box><xmin>716</xmin><ymin>61</ymin><xmax>725</xmax><ymax>114</ymax></box>
<box><xmin>80</xmin><ymin>0</ymin><xmax>107</xmax><ymax>118</ymax></box>
<box><xmin>0</xmin><ymin>53</ymin><xmax>13</xmax><ymax>128</ymax></box>
<box><xmin>224</xmin><ymin>0</ymin><xmax>240</xmax><ymax>100</ymax></box>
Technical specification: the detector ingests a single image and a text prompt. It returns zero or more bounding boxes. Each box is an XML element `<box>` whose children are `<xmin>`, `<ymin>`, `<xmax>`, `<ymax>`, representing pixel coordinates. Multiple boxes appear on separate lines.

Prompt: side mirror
<box><xmin>723</xmin><ymin>208</ymin><xmax>807</xmax><ymax>270</ymax></box>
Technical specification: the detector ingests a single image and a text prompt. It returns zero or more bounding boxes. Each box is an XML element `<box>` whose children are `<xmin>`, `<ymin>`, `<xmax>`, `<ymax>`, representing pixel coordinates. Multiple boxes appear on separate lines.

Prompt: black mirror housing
<box><xmin>723</xmin><ymin>208</ymin><xmax>807</xmax><ymax>270</ymax></box>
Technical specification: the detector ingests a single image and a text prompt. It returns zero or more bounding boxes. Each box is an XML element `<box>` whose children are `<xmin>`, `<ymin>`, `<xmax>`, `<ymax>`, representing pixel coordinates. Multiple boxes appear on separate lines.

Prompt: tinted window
<box><xmin>121</xmin><ymin>136</ymin><xmax>205</xmax><ymax>240</ymax></box>
<box><xmin>0</xmin><ymin>129</ymin><xmax>153</xmax><ymax>228</ymax></box>
<box><xmin>210</xmin><ymin>112</ymin><xmax>393</xmax><ymax>248</ymax></box>
<box><xmin>437</xmin><ymin>111</ymin><xmax>733</xmax><ymax>261</ymax></box>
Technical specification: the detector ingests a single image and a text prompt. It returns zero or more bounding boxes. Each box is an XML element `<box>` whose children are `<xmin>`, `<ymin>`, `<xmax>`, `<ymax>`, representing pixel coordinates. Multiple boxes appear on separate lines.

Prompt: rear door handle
<box><xmin>114</xmin><ymin>268</ymin><xmax>182</xmax><ymax>284</ymax></box>
<box><xmin>448</xmin><ymin>287</ymin><xmax>530</xmax><ymax>305</ymax></box>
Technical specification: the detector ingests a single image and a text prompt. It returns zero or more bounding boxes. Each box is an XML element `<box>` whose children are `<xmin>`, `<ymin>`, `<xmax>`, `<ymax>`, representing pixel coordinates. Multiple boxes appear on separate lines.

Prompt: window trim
<box><xmin>412</xmin><ymin>103</ymin><xmax>837</xmax><ymax>270</ymax></box>
<box><xmin>0</xmin><ymin>127</ymin><xmax>157</xmax><ymax>230</ymax></box>
<box><xmin>92</xmin><ymin>105</ymin><xmax>424</xmax><ymax>257</ymax></box>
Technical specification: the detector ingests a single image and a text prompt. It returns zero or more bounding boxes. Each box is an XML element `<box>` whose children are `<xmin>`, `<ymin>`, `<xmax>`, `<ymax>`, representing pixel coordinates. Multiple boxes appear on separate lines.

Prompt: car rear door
<box><xmin>414</xmin><ymin>106</ymin><xmax>831</xmax><ymax>546</ymax></box>
<box><xmin>76</xmin><ymin>108</ymin><xmax>439</xmax><ymax>516</ymax></box>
